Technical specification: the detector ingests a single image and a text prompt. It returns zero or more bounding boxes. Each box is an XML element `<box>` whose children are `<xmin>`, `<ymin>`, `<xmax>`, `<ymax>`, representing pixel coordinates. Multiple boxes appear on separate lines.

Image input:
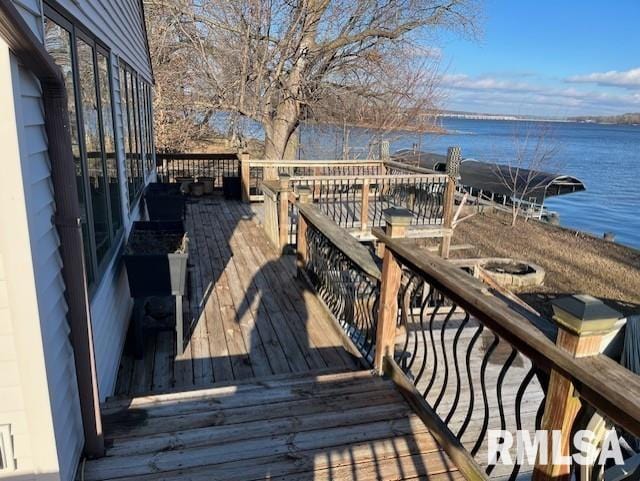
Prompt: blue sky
<box><xmin>434</xmin><ymin>0</ymin><xmax>640</xmax><ymax>116</ymax></box>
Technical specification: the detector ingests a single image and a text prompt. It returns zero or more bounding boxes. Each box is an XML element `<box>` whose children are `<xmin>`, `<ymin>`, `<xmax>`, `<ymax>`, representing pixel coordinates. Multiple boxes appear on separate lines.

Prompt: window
<box><xmin>0</xmin><ymin>424</ymin><xmax>16</xmax><ymax>472</ymax></box>
<box><xmin>97</xmin><ymin>51</ymin><xmax>123</xmax><ymax>235</ymax></box>
<box><xmin>42</xmin><ymin>17</ymin><xmax>94</xmax><ymax>282</ymax></box>
<box><xmin>120</xmin><ymin>61</ymin><xmax>153</xmax><ymax>205</ymax></box>
<box><xmin>44</xmin><ymin>8</ymin><xmax>125</xmax><ymax>286</ymax></box>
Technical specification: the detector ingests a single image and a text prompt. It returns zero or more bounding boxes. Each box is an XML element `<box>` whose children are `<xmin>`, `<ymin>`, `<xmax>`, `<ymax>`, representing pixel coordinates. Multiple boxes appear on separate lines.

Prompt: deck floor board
<box><xmin>88</xmin><ymin>370</ymin><xmax>461</xmax><ymax>481</ymax></box>
<box><xmin>114</xmin><ymin>197</ymin><xmax>359</xmax><ymax>396</ymax></box>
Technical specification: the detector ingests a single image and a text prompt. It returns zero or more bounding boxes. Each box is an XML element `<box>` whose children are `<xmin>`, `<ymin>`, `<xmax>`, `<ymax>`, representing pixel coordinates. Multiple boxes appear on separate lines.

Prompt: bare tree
<box><xmin>145</xmin><ymin>0</ymin><xmax>205</xmax><ymax>152</ymax></box>
<box><xmin>296</xmin><ymin>48</ymin><xmax>444</xmax><ymax>159</ymax></box>
<box><xmin>145</xmin><ymin>0</ymin><xmax>479</xmax><ymax>158</ymax></box>
<box><xmin>492</xmin><ymin>123</ymin><xmax>561</xmax><ymax>226</ymax></box>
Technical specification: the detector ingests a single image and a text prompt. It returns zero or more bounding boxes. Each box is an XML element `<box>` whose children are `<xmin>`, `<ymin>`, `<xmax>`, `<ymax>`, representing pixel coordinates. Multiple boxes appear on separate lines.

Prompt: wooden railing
<box><xmin>295</xmin><ymin>202</ymin><xmax>640</xmax><ymax>481</ymax></box>
<box><xmin>261</xmin><ymin>171</ymin><xmax>454</xmax><ymax>251</ymax></box>
<box><xmin>297</xmin><ymin>202</ymin><xmax>382</xmax><ymax>362</ymax></box>
<box><xmin>239</xmin><ymin>157</ymin><xmax>388</xmax><ymax>201</ymax></box>
<box><xmin>290</xmin><ymin>173</ymin><xmax>449</xmax><ymax>232</ymax></box>
<box><xmin>383</xmin><ymin>159</ymin><xmax>443</xmax><ymax>176</ymax></box>
<box><xmin>156</xmin><ymin>152</ymin><xmax>239</xmax><ymax>188</ymax></box>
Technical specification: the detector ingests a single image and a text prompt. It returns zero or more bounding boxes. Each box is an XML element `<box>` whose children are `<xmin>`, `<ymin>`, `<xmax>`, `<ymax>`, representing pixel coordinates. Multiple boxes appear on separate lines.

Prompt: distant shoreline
<box><xmin>439</xmin><ymin>113</ymin><xmax>640</xmax><ymax>126</ymax></box>
<box><xmin>305</xmin><ymin>118</ymin><xmax>446</xmax><ymax>134</ymax></box>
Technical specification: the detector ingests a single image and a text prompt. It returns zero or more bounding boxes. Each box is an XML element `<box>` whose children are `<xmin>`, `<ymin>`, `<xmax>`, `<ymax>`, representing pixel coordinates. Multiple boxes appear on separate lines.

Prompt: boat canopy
<box><xmin>392</xmin><ymin>150</ymin><xmax>586</xmax><ymax>202</ymax></box>
<box><xmin>391</xmin><ymin>150</ymin><xmax>448</xmax><ymax>172</ymax></box>
<box><xmin>459</xmin><ymin>160</ymin><xmax>585</xmax><ymax>202</ymax></box>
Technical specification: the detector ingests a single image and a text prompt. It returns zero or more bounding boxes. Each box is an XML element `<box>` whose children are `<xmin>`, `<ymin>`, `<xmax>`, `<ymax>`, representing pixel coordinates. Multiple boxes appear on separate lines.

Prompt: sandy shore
<box><xmin>448</xmin><ymin>209</ymin><xmax>640</xmax><ymax>318</ymax></box>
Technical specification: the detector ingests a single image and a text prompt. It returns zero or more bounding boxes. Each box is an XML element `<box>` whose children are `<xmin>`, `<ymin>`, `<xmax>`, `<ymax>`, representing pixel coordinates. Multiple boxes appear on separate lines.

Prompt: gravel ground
<box><xmin>448</xmin><ymin>209</ymin><xmax>640</xmax><ymax>318</ymax></box>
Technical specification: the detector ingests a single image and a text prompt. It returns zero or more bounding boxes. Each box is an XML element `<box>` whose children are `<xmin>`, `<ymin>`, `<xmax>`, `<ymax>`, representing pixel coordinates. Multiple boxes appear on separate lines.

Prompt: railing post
<box><xmin>295</xmin><ymin>186</ymin><xmax>312</xmax><ymax>277</ymax></box>
<box><xmin>278</xmin><ymin>174</ymin><xmax>291</xmax><ymax>250</ymax></box>
<box><xmin>533</xmin><ymin>295</ymin><xmax>620</xmax><ymax>481</ymax></box>
<box><xmin>262</xmin><ymin>183</ymin><xmax>279</xmax><ymax>248</ymax></box>
<box><xmin>439</xmin><ymin>146</ymin><xmax>461</xmax><ymax>259</ymax></box>
<box><xmin>360</xmin><ymin>178</ymin><xmax>370</xmax><ymax>234</ymax></box>
<box><xmin>162</xmin><ymin>155</ymin><xmax>168</xmax><ymax>183</ymax></box>
<box><xmin>381</xmin><ymin>140</ymin><xmax>390</xmax><ymax>162</ymax></box>
<box><xmin>374</xmin><ymin>208</ymin><xmax>412</xmax><ymax>374</ymax></box>
<box><xmin>239</xmin><ymin>151</ymin><xmax>251</xmax><ymax>202</ymax></box>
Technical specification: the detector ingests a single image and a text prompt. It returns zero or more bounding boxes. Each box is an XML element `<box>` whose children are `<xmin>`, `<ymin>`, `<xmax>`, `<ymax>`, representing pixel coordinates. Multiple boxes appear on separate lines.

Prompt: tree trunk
<box><xmin>511</xmin><ymin>202</ymin><xmax>520</xmax><ymax>226</ymax></box>
<box><xmin>283</xmin><ymin>128</ymin><xmax>299</xmax><ymax>160</ymax></box>
<box><xmin>264</xmin><ymin>98</ymin><xmax>301</xmax><ymax>159</ymax></box>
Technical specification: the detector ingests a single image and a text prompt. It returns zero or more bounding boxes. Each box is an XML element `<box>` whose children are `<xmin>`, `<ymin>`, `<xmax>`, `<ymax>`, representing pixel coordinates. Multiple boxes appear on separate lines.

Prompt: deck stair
<box><xmin>81</xmin><ymin>370</ymin><xmax>462</xmax><ymax>480</ymax></box>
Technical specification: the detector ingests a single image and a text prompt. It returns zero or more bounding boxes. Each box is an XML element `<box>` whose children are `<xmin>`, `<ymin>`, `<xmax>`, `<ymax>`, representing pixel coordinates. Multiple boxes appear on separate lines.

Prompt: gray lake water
<box><xmin>298</xmin><ymin>119</ymin><xmax>640</xmax><ymax>249</ymax></box>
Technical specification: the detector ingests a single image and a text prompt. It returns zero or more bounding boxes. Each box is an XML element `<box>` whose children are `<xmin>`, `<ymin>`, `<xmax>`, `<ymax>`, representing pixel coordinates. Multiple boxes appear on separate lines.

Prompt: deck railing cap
<box><xmin>551</xmin><ymin>294</ymin><xmax>621</xmax><ymax>336</ymax></box>
<box><xmin>383</xmin><ymin>207</ymin><xmax>414</xmax><ymax>226</ymax></box>
<box><xmin>298</xmin><ymin>203</ymin><xmax>382</xmax><ymax>280</ymax></box>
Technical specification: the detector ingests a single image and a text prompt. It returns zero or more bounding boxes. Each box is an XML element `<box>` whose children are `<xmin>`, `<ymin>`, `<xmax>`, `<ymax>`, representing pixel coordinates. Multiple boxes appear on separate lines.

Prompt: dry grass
<box><xmin>449</xmin><ymin>209</ymin><xmax>640</xmax><ymax>318</ymax></box>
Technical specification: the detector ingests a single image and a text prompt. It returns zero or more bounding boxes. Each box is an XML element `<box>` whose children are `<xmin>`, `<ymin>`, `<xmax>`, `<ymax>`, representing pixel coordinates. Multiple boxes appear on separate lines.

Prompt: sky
<box><xmin>433</xmin><ymin>0</ymin><xmax>640</xmax><ymax>117</ymax></box>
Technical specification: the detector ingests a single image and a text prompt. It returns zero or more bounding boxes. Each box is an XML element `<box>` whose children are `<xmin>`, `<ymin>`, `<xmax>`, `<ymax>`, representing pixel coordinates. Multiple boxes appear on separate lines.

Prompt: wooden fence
<box><xmin>296</xmin><ymin>202</ymin><xmax>640</xmax><ymax>481</ymax></box>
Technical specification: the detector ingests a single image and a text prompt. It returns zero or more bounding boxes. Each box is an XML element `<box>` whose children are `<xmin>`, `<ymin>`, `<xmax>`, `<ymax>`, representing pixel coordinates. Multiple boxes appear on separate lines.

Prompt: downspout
<box><xmin>0</xmin><ymin>3</ymin><xmax>104</xmax><ymax>457</ymax></box>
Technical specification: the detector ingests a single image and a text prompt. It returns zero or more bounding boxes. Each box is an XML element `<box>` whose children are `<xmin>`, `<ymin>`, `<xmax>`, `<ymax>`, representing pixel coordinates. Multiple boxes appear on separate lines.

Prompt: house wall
<box><xmin>90</xmin><ymin>51</ymin><xmax>152</xmax><ymax>400</ymax></box>
<box><xmin>0</xmin><ymin>0</ymin><xmax>155</xmax><ymax>479</ymax></box>
<box><xmin>51</xmin><ymin>0</ymin><xmax>152</xmax><ymax>83</ymax></box>
<box><xmin>0</xmin><ymin>32</ymin><xmax>70</xmax><ymax>481</ymax></box>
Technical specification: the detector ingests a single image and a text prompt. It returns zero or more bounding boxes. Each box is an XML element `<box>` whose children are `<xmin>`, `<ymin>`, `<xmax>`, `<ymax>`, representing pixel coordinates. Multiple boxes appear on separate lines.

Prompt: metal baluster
<box><xmin>470</xmin><ymin>333</ymin><xmax>499</xmax><ymax>456</ymax></box>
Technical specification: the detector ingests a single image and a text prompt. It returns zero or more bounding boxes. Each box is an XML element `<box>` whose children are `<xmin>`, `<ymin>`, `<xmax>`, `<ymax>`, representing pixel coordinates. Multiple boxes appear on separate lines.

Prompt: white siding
<box><xmin>90</xmin><ymin>255</ymin><xmax>134</xmax><ymax>399</ymax></box>
<box><xmin>0</xmin><ymin>256</ymin><xmax>36</xmax><ymax>477</ymax></box>
<box><xmin>16</xmin><ymin>62</ymin><xmax>84</xmax><ymax>481</ymax></box>
<box><xmin>0</xmin><ymin>0</ymin><xmax>151</xmax><ymax>480</ymax></box>
<box><xmin>52</xmin><ymin>0</ymin><xmax>152</xmax><ymax>82</ymax></box>
<box><xmin>8</xmin><ymin>2</ymin><xmax>85</xmax><ymax>480</ymax></box>
<box><xmin>0</xmin><ymin>33</ymin><xmax>66</xmax><ymax>481</ymax></box>
<box><xmin>38</xmin><ymin>0</ymin><xmax>154</xmax><ymax>401</ymax></box>
<box><xmin>0</xmin><ymin>0</ymin><xmax>154</xmax><ymax>477</ymax></box>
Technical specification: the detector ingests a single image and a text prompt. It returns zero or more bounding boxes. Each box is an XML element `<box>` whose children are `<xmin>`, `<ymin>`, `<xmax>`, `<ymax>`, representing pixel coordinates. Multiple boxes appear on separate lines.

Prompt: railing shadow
<box><xmin>106</xmin><ymin>198</ymin><xmax>453</xmax><ymax>479</ymax></box>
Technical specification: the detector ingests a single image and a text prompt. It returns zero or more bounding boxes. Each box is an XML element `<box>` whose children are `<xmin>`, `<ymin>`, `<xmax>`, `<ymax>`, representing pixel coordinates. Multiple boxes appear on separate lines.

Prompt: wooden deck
<box><xmin>86</xmin><ymin>370</ymin><xmax>463</xmax><ymax>480</ymax></box>
<box><xmin>114</xmin><ymin>198</ymin><xmax>359</xmax><ymax>396</ymax></box>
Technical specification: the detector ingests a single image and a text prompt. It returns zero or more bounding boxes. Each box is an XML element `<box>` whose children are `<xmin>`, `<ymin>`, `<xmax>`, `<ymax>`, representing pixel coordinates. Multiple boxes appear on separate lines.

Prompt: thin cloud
<box><xmin>443</xmin><ymin>74</ymin><xmax>540</xmax><ymax>93</ymax></box>
<box><xmin>442</xmin><ymin>73</ymin><xmax>640</xmax><ymax>116</ymax></box>
<box><xmin>566</xmin><ymin>68</ymin><xmax>640</xmax><ymax>89</ymax></box>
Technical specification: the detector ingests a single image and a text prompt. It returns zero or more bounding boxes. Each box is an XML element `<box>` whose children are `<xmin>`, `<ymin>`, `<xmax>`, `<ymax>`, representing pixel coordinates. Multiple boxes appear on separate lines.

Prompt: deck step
<box><xmin>102</xmin><ymin>368</ymin><xmax>377</xmax><ymax>411</ymax></box>
<box><xmin>83</xmin><ymin>370</ymin><xmax>460</xmax><ymax>481</ymax></box>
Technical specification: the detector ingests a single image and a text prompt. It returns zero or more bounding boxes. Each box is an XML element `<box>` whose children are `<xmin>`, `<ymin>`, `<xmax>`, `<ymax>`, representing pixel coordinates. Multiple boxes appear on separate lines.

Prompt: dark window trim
<box><xmin>120</xmin><ymin>59</ymin><xmax>153</xmax><ymax>209</ymax></box>
<box><xmin>44</xmin><ymin>2</ymin><xmax>125</xmax><ymax>295</ymax></box>
<box><xmin>44</xmin><ymin>2</ymin><xmax>110</xmax><ymax>53</ymax></box>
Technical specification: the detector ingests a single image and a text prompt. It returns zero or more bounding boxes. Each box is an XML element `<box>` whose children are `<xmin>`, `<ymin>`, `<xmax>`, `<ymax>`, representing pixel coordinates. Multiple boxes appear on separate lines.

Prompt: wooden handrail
<box><xmin>244</xmin><ymin>159</ymin><xmax>384</xmax><ymax>166</ymax></box>
<box><xmin>298</xmin><ymin>203</ymin><xmax>382</xmax><ymax>280</ymax></box>
<box><xmin>374</xmin><ymin>230</ymin><xmax>640</xmax><ymax>437</ymax></box>
<box><xmin>383</xmin><ymin>159</ymin><xmax>439</xmax><ymax>175</ymax></box>
<box><xmin>156</xmin><ymin>152</ymin><xmax>238</xmax><ymax>160</ymax></box>
<box><xmin>289</xmin><ymin>173</ymin><xmax>447</xmax><ymax>182</ymax></box>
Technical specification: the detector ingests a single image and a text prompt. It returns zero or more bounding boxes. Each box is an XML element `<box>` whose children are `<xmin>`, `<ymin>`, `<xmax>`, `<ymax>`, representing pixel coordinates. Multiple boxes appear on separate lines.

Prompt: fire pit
<box><xmin>477</xmin><ymin>257</ymin><xmax>545</xmax><ymax>290</ymax></box>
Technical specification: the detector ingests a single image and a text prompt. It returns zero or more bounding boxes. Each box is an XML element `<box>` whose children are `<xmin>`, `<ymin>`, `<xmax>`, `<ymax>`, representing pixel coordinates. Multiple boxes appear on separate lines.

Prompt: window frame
<box><xmin>44</xmin><ymin>3</ymin><xmax>125</xmax><ymax>292</ymax></box>
<box><xmin>119</xmin><ymin>60</ymin><xmax>153</xmax><ymax>208</ymax></box>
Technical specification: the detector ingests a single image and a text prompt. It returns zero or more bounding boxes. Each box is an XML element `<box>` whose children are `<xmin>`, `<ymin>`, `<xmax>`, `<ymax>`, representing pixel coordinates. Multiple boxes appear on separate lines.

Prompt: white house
<box><xmin>0</xmin><ymin>1</ymin><xmax>154</xmax><ymax>479</ymax></box>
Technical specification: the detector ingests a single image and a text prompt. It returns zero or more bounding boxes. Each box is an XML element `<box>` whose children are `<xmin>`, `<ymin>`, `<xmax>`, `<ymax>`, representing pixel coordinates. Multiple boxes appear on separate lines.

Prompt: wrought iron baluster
<box><xmin>508</xmin><ymin>366</ymin><xmax>539</xmax><ymax>481</ymax></box>
<box><xmin>444</xmin><ymin>311</ymin><xmax>471</xmax><ymax>425</ymax></box>
<box><xmin>433</xmin><ymin>303</ymin><xmax>458</xmax><ymax>411</ymax></box>
<box><xmin>457</xmin><ymin>324</ymin><xmax>484</xmax><ymax>439</ymax></box>
<box><xmin>471</xmin><ymin>333</ymin><xmax>500</xmax><ymax>456</ymax></box>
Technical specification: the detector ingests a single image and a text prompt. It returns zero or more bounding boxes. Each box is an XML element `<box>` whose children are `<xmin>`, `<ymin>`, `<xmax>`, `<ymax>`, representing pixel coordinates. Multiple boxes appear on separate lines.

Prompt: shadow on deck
<box><xmin>115</xmin><ymin>198</ymin><xmax>359</xmax><ymax>396</ymax></box>
<box><xmin>89</xmin><ymin>370</ymin><xmax>462</xmax><ymax>480</ymax></box>
<box><xmin>93</xmin><ymin>197</ymin><xmax>461</xmax><ymax>480</ymax></box>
